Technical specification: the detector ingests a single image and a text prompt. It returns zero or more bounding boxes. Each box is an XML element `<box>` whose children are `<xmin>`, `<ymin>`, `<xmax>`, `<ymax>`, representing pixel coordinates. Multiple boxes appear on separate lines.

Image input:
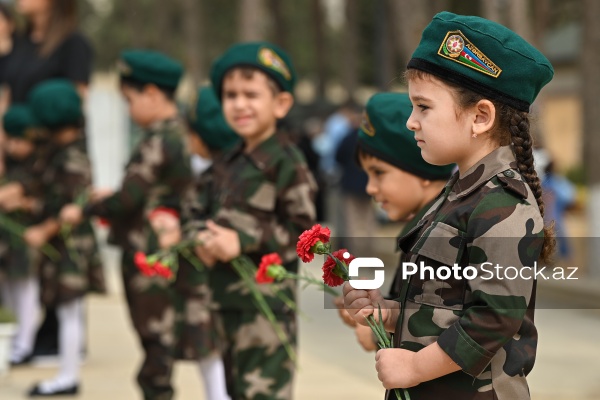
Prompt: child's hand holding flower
<box><xmin>59</xmin><ymin>204</ymin><xmax>83</xmax><ymax>225</ymax></box>
<box><xmin>199</xmin><ymin>220</ymin><xmax>241</xmax><ymax>263</ymax></box>
<box><xmin>148</xmin><ymin>207</ymin><xmax>181</xmax><ymax>249</ymax></box>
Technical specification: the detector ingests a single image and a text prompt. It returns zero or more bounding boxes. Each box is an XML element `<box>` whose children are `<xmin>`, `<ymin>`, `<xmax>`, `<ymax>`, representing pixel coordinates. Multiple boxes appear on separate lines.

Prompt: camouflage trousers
<box><xmin>220</xmin><ymin>309</ymin><xmax>297</xmax><ymax>400</ymax></box>
<box><xmin>121</xmin><ymin>251</ymin><xmax>221</xmax><ymax>400</ymax></box>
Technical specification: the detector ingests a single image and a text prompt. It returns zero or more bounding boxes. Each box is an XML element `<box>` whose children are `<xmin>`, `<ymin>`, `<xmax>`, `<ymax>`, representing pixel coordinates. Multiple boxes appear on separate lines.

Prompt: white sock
<box><xmin>198</xmin><ymin>353</ymin><xmax>230</xmax><ymax>400</ymax></box>
<box><xmin>55</xmin><ymin>298</ymin><xmax>83</xmax><ymax>385</ymax></box>
<box><xmin>1</xmin><ymin>277</ymin><xmax>40</xmax><ymax>360</ymax></box>
<box><xmin>35</xmin><ymin>299</ymin><xmax>83</xmax><ymax>392</ymax></box>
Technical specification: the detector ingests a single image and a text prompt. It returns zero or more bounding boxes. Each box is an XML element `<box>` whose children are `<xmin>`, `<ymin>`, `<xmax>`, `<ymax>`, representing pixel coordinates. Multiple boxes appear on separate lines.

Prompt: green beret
<box><xmin>189</xmin><ymin>86</ymin><xmax>240</xmax><ymax>152</ymax></box>
<box><xmin>210</xmin><ymin>41</ymin><xmax>296</xmax><ymax>98</ymax></box>
<box><xmin>29</xmin><ymin>79</ymin><xmax>82</xmax><ymax>129</ymax></box>
<box><xmin>358</xmin><ymin>92</ymin><xmax>455</xmax><ymax>181</ymax></box>
<box><xmin>3</xmin><ymin>104</ymin><xmax>38</xmax><ymax>139</ymax></box>
<box><xmin>407</xmin><ymin>12</ymin><xmax>554</xmax><ymax>112</ymax></box>
<box><xmin>119</xmin><ymin>50</ymin><xmax>184</xmax><ymax>90</ymax></box>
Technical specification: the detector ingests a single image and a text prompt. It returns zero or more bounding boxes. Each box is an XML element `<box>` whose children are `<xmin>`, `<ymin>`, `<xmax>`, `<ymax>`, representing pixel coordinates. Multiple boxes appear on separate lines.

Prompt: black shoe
<box><xmin>28</xmin><ymin>383</ymin><xmax>79</xmax><ymax>397</ymax></box>
<box><xmin>10</xmin><ymin>353</ymin><xmax>33</xmax><ymax>366</ymax></box>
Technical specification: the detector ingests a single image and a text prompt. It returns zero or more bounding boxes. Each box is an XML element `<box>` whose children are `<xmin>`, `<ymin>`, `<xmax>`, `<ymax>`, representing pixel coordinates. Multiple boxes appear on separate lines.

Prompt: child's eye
<box><xmin>373</xmin><ymin>169</ymin><xmax>385</xmax><ymax>176</ymax></box>
<box><xmin>418</xmin><ymin>104</ymin><xmax>429</xmax><ymax>111</ymax></box>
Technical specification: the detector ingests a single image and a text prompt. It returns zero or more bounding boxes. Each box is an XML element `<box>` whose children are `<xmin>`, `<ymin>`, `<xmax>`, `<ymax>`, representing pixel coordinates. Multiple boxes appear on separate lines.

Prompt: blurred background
<box><xmin>0</xmin><ymin>0</ymin><xmax>599</xmax><ymax>398</ymax></box>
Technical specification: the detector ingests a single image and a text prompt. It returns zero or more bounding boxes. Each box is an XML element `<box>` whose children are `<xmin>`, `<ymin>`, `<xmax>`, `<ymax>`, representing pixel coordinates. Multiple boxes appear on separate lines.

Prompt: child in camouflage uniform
<box><xmin>0</xmin><ymin>104</ymin><xmax>44</xmax><ymax>366</ymax></box>
<box><xmin>190</xmin><ymin>42</ymin><xmax>317</xmax><ymax>400</ymax></box>
<box><xmin>336</xmin><ymin>92</ymin><xmax>455</xmax><ymax>352</ymax></box>
<box><xmin>23</xmin><ymin>79</ymin><xmax>103</xmax><ymax>396</ymax></box>
<box><xmin>61</xmin><ymin>50</ymin><xmax>193</xmax><ymax>400</ymax></box>
<box><xmin>154</xmin><ymin>85</ymin><xmax>241</xmax><ymax>400</ymax></box>
<box><xmin>344</xmin><ymin>12</ymin><xmax>555</xmax><ymax>400</ymax></box>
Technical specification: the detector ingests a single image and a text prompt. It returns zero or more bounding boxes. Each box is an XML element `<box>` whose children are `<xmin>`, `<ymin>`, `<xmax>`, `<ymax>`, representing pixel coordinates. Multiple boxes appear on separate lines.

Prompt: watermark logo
<box><xmin>348</xmin><ymin>253</ymin><xmax>385</xmax><ymax>290</ymax></box>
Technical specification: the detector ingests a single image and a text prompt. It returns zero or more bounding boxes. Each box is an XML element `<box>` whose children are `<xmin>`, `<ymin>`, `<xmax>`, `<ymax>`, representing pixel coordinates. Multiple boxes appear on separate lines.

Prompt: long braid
<box><xmin>509</xmin><ymin>110</ymin><xmax>556</xmax><ymax>263</ymax></box>
<box><xmin>406</xmin><ymin>69</ymin><xmax>557</xmax><ymax>262</ymax></box>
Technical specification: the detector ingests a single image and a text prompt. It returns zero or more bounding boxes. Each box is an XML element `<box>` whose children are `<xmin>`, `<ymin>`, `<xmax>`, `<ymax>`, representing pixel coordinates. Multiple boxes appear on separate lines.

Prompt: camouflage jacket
<box><xmin>86</xmin><ymin>118</ymin><xmax>192</xmax><ymax>254</ymax></box>
<box><xmin>184</xmin><ymin>133</ymin><xmax>317</xmax><ymax>311</ymax></box>
<box><xmin>0</xmin><ymin>154</ymin><xmax>40</xmax><ymax>279</ymax></box>
<box><xmin>36</xmin><ymin>138</ymin><xmax>104</xmax><ymax>305</ymax></box>
<box><xmin>390</xmin><ymin>146</ymin><xmax>543</xmax><ymax>400</ymax></box>
<box><xmin>386</xmin><ymin>198</ymin><xmax>438</xmax><ymax>300</ymax></box>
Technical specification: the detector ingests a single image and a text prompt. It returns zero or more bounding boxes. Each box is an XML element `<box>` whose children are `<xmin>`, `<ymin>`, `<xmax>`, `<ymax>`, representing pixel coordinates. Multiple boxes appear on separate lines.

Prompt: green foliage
<box><xmin>0</xmin><ymin>307</ymin><xmax>16</xmax><ymax>324</ymax></box>
<box><xmin>565</xmin><ymin>164</ymin><xmax>586</xmax><ymax>186</ymax></box>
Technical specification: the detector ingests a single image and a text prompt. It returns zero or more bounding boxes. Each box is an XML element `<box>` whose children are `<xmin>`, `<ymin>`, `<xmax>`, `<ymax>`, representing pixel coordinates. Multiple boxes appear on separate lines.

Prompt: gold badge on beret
<box><xmin>258</xmin><ymin>47</ymin><xmax>291</xmax><ymax>81</ymax></box>
<box><xmin>437</xmin><ymin>30</ymin><xmax>502</xmax><ymax>78</ymax></box>
<box><xmin>360</xmin><ymin>111</ymin><xmax>376</xmax><ymax>137</ymax></box>
<box><xmin>117</xmin><ymin>59</ymin><xmax>133</xmax><ymax>76</ymax></box>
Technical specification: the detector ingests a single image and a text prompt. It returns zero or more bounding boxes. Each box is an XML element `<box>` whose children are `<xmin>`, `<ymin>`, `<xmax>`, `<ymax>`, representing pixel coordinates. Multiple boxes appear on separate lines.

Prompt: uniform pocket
<box><xmin>406</xmin><ymin>221</ymin><xmax>467</xmax><ymax>311</ymax></box>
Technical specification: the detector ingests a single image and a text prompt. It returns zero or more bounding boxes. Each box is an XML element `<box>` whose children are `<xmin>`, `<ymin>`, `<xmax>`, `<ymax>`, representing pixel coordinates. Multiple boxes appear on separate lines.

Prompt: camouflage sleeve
<box><xmin>181</xmin><ymin>169</ymin><xmax>213</xmax><ymax>241</ymax></box>
<box><xmin>45</xmin><ymin>146</ymin><xmax>93</xmax><ymax>217</ymax></box>
<box><xmin>237</xmin><ymin>155</ymin><xmax>317</xmax><ymax>262</ymax></box>
<box><xmin>87</xmin><ymin>133</ymin><xmax>190</xmax><ymax>218</ymax></box>
<box><xmin>436</xmin><ymin>190</ymin><xmax>543</xmax><ymax>377</ymax></box>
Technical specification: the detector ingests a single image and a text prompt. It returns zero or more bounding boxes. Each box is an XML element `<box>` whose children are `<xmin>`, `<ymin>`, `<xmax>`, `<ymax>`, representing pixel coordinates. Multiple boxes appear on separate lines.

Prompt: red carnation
<box><xmin>96</xmin><ymin>217</ymin><xmax>111</xmax><ymax>227</ymax></box>
<box><xmin>149</xmin><ymin>207</ymin><xmax>179</xmax><ymax>221</ymax></box>
<box><xmin>256</xmin><ymin>253</ymin><xmax>282</xmax><ymax>284</ymax></box>
<box><xmin>322</xmin><ymin>249</ymin><xmax>354</xmax><ymax>287</ymax></box>
<box><xmin>296</xmin><ymin>224</ymin><xmax>331</xmax><ymax>263</ymax></box>
<box><xmin>154</xmin><ymin>262</ymin><xmax>174</xmax><ymax>280</ymax></box>
<box><xmin>134</xmin><ymin>251</ymin><xmax>155</xmax><ymax>277</ymax></box>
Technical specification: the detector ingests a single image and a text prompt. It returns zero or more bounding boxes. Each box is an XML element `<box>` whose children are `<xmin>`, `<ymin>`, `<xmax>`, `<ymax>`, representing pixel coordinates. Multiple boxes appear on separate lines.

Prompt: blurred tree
<box><xmin>582</xmin><ymin>0</ymin><xmax>600</xmax><ymax>277</ymax></box>
<box><xmin>341</xmin><ymin>0</ymin><xmax>358</xmax><ymax>99</ymax></box>
<box><xmin>268</xmin><ymin>0</ymin><xmax>287</xmax><ymax>49</ymax></box>
<box><xmin>180</xmin><ymin>0</ymin><xmax>204</xmax><ymax>85</ymax></box>
<box><xmin>388</xmin><ymin>0</ymin><xmax>428</xmax><ymax>67</ymax></box>
<box><xmin>372</xmin><ymin>0</ymin><xmax>395</xmax><ymax>91</ymax></box>
<box><xmin>507</xmin><ymin>0</ymin><xmax>533</xmax><ymax>42</ymax></box>
<box><xmin>239</xmin><ymin>0</ymin><xmax>265</xmax><ymax>40</ymax></box>
<box><xmin>311</xmin><ymin>0</ymin><xmax>326</xmax><ymax>99</ymax></box>
<box><xmin>480</xmin><ymin>0</ymin><xmax>503</xmax><ymax>24</ymax></box>
<box><xmin>533</xmin><ymin>0</ymin><xmax>552</xmax><ymax>46</ymax></box>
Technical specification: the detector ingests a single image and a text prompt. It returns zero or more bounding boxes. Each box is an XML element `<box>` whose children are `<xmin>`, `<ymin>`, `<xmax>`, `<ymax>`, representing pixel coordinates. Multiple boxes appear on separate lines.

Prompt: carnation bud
<box><xmin>266</xmin><ymin>265</ymin><xmax>287</xmax><ymax>280</ymax></box>
<box><xmin>310</xmin><ymin>241</ymin><xmax>331</xmax><ymax>255</ymax></box>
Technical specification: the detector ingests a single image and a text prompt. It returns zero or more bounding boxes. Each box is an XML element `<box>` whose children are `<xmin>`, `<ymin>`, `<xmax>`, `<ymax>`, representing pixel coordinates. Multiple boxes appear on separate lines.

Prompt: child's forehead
<box><xmin>223</xmin><ymin>67</ymin><xmax>270</xmax><ymax>85</ymax></box>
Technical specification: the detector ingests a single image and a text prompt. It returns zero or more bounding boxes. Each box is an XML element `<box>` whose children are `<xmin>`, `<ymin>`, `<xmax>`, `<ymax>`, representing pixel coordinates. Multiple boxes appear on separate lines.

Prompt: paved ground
<box><xmin>1</xmin><ymin>253</ymin><xmax>599</xmax><ymax>399</ymax></box>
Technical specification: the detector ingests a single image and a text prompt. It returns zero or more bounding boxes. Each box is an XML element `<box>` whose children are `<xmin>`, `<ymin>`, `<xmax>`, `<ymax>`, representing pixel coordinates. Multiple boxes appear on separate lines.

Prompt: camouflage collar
<box><xmin>451</xmin><ymin>146</ymin><xmax>517</xmax><ymax>198</ymax></box>
<box><xmin>224</xmin><ymin>133</ymin><xmax>282</xmax><ymax>171</ymax></box>
<box><xmin>147</xmin><ymin>117</ymin><xmax>181</xmax><ymax>133</ymax></box>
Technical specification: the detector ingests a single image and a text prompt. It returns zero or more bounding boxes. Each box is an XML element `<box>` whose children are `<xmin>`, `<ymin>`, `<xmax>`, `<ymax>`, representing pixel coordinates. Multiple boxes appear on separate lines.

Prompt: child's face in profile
<box><xmin>121</xmin><ymin>85</ymin><xmax>157</xmax><ymax>128</ymax></box>
<box><xmin>6</xmin><ymin>137</ymin><xmax>34</xmax><ymax>160</ymax></box>
<box><xmin>360</xmin><ymin>154</ymin><xmax>425</xmax><ymax>222</ymax></box>
<box><xmin>406</xmin><ymin>75</ymin><xmax>475</xmax><ymax>168</ymax></box>
<box><xmin>221</xmin><ymin>69</ymin><xmax>291</xmax><ymax>145</ymax></box>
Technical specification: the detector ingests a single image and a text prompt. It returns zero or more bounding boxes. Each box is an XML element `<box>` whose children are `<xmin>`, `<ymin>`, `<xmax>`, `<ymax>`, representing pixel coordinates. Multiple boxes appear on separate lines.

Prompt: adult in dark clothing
<box><xmin>0</xmin><ymin>0</ymin><xmax>94</xmax><ymax>366</ymax></box>
<box><xmin>1</xmin><ymin>0</ymin><xmax>93</xmax><ymax>103</ymax></box>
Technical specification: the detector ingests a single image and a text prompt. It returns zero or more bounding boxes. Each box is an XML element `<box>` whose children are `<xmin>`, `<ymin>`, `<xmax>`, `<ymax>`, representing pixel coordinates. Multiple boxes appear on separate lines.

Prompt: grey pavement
<box><xmin>1</xmin><ymin>252</ymin><xmax>599</xmax><ymax>399</ymax></box>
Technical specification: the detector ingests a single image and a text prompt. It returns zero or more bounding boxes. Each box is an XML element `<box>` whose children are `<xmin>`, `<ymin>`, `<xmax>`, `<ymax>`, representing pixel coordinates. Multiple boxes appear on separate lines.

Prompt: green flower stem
<box><xmin>232</xmin><ymin>256</ymin><xmax>297</xmax><ymax>364</ymax></box>
<box><xmin>325</xmin><ymin>251</ymin><xmax>350</xmax><ymax>280</ymax></box>
<box><xmin>364</xmin><ymin>305</ymin><xmax>409</xmax><ymax>400</ymax></box>
<box><xmin>0</xmin><ymin>213</ymin><xmax>60</xmax><ymax>262</ymax></box>
<box><xmin>282</xmin><ymin>271</ymin><xmax>339</xmax><ymax>297</ymax></box>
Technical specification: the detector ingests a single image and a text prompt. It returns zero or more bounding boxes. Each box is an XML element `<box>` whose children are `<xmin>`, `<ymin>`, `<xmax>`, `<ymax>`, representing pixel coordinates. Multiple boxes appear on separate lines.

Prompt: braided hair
<box><xmin>405</xmin><ymin>69</ymin><xmax>556</xmax><ymax>262</ymax></box>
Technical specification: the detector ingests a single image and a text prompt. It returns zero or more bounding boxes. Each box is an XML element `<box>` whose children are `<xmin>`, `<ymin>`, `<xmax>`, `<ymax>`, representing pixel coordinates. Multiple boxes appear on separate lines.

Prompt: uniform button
<box><xmin>503</xmin><ymin>170</ymin><xmax>515</xmax><ymax>178</ymax></box>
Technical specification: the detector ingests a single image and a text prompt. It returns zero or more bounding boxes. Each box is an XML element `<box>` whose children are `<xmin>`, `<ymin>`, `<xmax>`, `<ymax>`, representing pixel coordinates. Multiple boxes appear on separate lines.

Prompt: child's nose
<box><xmin>406</xmin><ymin>112</ymin><xmax>419</xmax><ymax>132</ymax></box>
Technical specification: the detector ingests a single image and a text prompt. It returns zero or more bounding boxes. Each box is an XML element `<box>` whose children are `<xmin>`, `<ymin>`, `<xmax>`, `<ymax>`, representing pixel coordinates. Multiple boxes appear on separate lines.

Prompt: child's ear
<box><xmin>273</xmin><ymin>92</ymin><xmax>294</xmax><ymax>119</ymax></box>
<box><xmin>472</xmin><ymin>99</ymin><xmax>496</xmax><ymax>137</ymax></box>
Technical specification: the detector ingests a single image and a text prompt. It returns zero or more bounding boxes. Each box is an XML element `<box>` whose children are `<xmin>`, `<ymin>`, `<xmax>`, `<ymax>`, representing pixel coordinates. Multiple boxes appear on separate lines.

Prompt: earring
<box><xmin>472</xmin><ymin>133</ymin><xmax>478</xmax><ymax>139</ymax></box>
